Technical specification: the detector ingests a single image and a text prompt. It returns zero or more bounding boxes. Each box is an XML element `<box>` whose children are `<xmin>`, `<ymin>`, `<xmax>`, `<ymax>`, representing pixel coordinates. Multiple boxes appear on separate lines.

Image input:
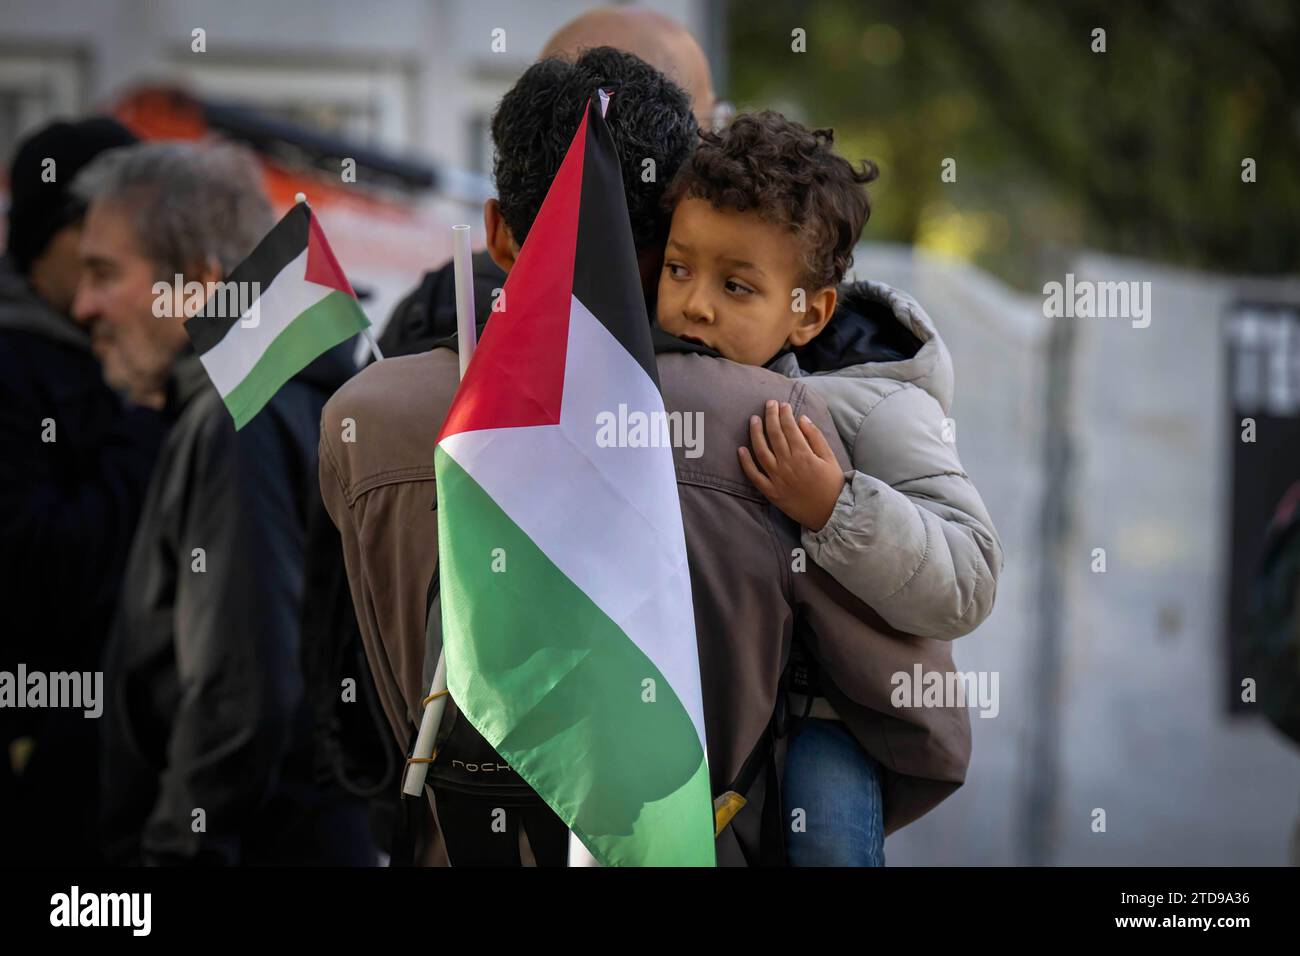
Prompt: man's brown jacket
<box><xmin>320</xmin><ymin>345</ymin><xmax>971</xmax><ymax>864</ymax></box>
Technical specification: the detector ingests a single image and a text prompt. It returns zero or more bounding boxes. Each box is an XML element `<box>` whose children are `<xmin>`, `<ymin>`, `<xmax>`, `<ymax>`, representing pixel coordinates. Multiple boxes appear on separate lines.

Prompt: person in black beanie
<box><xmin>0</xmin><ymin>117</ymin><xmax>164</xmax><ymax>865</ymax></box>
<box><xmin>6</xmin><ymin>118</ymin><xmax>140</xmax><ymax>289</ymax></box>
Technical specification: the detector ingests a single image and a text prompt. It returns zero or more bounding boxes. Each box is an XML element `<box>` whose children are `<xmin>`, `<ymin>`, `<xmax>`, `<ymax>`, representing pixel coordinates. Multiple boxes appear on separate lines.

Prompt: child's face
<box><xmin>656</xmin><ymin>197</ymin><xmax>832</xmax><ymax>366</ymax></box>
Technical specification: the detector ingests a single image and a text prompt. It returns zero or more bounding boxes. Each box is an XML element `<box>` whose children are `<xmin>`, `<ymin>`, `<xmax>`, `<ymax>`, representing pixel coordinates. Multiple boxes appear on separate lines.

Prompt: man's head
<box><xmin>483</xmin><ymin>46</ymin><xmax>698</xmax><ymax>293</ymax></box>
<box><xmin>71</xmin><ymin>142</ymin><xmax>272</xmax><ymax>405</ymax></box>
<box><xmin>5</xmin><ymin>117</ymin><xmax>139</xmax><ymax>313</ymax></box>
<box><xmin>540</xmin><ymin>6</ymin><xmax>716</xmax><ymax>128</ymax></box>
<box><xmin>656</xmin><ymin>111</ymin><xmax>879</xmax><ymax>366</ymax></box>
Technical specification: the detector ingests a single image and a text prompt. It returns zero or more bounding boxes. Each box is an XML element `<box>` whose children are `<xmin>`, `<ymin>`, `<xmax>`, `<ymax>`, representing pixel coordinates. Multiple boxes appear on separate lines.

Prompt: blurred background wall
<box><xmin>858</xmin><ymin>246</ymin><xmax>1300</xmax><ymax>865</ymax></box>
<box><xmin>3</xmin><ymin>0</ymin><xmax>1298</xmax><ymax>864</ymax></box>
<box><xmin>0</xmin><ymin>0</ymin><xmax>715</xmax><ymax>324</ymax></box>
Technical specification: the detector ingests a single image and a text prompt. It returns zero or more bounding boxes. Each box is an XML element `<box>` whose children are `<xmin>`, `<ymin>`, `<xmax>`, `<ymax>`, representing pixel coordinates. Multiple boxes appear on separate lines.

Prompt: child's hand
<box><xmin>738</xmin><ymin>400</ymin><xmax>846</xmax><ymax>531</ymax></box>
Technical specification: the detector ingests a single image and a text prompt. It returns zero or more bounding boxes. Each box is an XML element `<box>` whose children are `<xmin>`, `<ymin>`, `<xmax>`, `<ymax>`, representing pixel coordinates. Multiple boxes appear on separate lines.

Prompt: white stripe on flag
<box><xmin>201</xmin><ymin>247</ymin><xmax>331</xmax><ymax>397</ymax></box>
<box><xmin>439</xmin><ymin>295</ymin><xmax>706</xmax><ymax>748</ymax></box>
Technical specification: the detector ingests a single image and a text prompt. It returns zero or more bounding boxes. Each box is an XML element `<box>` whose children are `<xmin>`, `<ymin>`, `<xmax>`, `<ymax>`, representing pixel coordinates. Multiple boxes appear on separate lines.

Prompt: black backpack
<box><xmin>1243</xmin><ymin>481</ymin><xmax>1300</xmax><ymax>746</ymax></box>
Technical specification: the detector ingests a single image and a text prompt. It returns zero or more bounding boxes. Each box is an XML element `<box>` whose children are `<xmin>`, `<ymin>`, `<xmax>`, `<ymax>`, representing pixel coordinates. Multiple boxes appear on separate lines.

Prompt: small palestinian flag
<box><xmin>184</xmin><ymin>203</ymin><xmax>369</xmax><ymax>429</ymax></box>
<box><xmin>435</xmin><ymin>92</ymin><xmax>714</xmax><ymax>866</ymax></box>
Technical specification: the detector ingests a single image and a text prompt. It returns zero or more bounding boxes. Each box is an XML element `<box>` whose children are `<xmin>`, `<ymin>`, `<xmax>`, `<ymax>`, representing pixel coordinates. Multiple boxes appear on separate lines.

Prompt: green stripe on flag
<box><xmin>223</xmin><ymin>290</ymin><xmax>368</xmax><ymax>430</ymax></box>
<box><xmin>435</xmin><ymin>446</ymin><xmax>715</xmax><ymax>866</ymax></box>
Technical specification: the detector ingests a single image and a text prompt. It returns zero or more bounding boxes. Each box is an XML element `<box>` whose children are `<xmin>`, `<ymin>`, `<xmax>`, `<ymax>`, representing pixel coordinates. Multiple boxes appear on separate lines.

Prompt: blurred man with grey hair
<box><xmin>72</xmin><ymin>141</ymin><xmax>372</xmax><ymax>865</ymax></box>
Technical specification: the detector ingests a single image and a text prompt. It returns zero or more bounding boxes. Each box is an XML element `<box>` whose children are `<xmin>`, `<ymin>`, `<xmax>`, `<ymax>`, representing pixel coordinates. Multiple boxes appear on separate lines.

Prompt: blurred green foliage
<box><xmin>726</xmin><ymin>0</ymin><xmax>1300</xmax><ymax>288</ymax></box>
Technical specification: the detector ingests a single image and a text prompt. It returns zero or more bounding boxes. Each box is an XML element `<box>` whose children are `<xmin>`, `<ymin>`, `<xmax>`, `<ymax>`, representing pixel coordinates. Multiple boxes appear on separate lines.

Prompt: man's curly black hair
<box><xmin>662</xmin><ymin>110</ymin><xmax>879</xmax><ymax>289</ymax></box>
<box><xmin>490</xmin><ymin>46</ymin><xmax>698</xmax><ymax>252</ymax></box>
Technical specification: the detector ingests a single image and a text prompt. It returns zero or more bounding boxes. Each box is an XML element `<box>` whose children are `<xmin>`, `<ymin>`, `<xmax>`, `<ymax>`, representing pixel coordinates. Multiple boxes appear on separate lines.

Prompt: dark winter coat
<box><xmin>99</xmin><ymin>341</ymin><xmax>373</xmax><ymax>865</ymax></box>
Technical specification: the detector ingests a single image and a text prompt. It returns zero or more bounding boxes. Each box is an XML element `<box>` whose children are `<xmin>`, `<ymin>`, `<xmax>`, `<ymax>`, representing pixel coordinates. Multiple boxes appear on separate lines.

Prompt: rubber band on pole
<box><xmin>422</xmin><ymin>689</ymin><xmax>449</xmax><ymax>707</ymax></box>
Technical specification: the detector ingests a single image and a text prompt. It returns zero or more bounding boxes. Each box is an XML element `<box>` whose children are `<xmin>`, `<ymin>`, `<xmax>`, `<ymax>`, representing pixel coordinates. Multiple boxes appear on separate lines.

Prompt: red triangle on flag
<box><xmin>438</xmin><ymin>108</ymin><xmax>589</xmax><ymax>441</ymax></box>
<box><xmin>305</xmin><ymin>211</ymin><xmax>357</xmax><ymax>297</ymax></box>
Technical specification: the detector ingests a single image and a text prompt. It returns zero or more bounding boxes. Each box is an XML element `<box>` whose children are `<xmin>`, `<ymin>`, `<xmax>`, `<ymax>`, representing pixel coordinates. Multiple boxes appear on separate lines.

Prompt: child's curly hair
<box><xmin>662</xmin><ymin>110</ymin><xmax>878</xmax><ymax>289</ymax></box>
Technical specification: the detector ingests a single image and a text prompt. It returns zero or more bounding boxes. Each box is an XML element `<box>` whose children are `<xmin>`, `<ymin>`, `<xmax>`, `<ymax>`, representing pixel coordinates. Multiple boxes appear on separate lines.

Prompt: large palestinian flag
<box><xmin>184</xmin><ymin>203</ymin><xmax>369</xmax><ymax>429</ymax></box>
<box><xmin>435</xmin><ymin>94</ymin><xmax>714</xmax><ymax>866</ymax></box>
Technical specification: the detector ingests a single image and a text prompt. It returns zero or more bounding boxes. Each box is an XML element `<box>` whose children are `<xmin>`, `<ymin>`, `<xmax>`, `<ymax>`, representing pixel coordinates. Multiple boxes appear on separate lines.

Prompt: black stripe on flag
<box><xmin>184</xmin><ymin>202</ymin><xmax>311</xmax><ymax>355</ymax></box>
<box><xmin>572</xmin><ymin>97</ymin><xmax>661</xmax><ymax>391</ymax></box>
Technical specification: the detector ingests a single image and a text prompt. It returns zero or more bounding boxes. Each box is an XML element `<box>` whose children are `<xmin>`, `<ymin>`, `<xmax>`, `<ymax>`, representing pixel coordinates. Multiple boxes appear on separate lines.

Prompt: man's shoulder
<box><xmin>321</xmin><ymin>348</ymin><xmax>461</xmax><ymax>491</ymax></box>
<box><xmin>657</xmin><ymin>351</ymin><xmax>796</xmax><ymax>401</ymax></box>
<box><xmin>325</xmin><ymin>348</ymin><xmax>460</xmax><ymax>416</ymax></box>
<box><xmin>655</xmin><ymin>352</ymin><xmax>850</xmax><ymax>489</ymax></box>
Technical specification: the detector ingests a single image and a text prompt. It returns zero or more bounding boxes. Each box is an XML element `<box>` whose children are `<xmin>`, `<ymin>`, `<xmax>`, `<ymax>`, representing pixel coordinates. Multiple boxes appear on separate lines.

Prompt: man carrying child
<box><xmin>320</xmin><ymin>47</ymin><xmax>984</xmax><ymax>865</ymax></box>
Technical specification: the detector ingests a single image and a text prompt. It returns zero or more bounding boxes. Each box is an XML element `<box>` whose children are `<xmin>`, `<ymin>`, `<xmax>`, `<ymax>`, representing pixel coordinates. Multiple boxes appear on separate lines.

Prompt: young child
<box><xmin>655</xmin><ymin>111</ymin><xmax>1003</xmax><ymax>866</ymax></box>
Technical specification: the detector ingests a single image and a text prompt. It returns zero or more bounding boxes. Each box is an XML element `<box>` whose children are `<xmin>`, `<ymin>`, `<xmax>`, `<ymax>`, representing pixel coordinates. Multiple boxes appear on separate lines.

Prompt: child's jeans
<box><xmin>782</xmin><ymin>717</ymin><xmax>886</xmax><ymax>866</ymax></box>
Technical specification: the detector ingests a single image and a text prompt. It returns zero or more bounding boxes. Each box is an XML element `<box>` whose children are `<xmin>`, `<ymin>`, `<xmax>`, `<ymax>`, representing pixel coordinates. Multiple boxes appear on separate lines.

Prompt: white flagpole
<box><xmin>295</xmin><ymin>192</ymin><xmax>384</xmax><ymax>365</ymax></box>
<box><xmin>402</xmin><ymin>224</ymin><xmax>477</xmax><ymax>797</ymax></box>
<box><xmin>451</xmin><ymin>224</ymin><xmax>477</xmax><ymax>375</ymax></box>
<box><xmin>362</xmin><ymin>327</ymin><xmax>385</xmax><ymax>365</ymax></box>
<box><xmin>402</xmin><ymin>224</ymin><xmax>601</xmax><ymax>868</ymax></box>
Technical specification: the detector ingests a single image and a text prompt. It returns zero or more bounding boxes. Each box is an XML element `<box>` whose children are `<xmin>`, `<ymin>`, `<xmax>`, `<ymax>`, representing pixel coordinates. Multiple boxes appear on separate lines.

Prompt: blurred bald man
<box><xmin>541</xmin><ymin>6</ymin><xmax>716</xmax><ymax>127</ymax></box>
<box><xmin>377</xmin><ymin>5</ymin><xmax>717</xmax><ymax>356</ymax></box>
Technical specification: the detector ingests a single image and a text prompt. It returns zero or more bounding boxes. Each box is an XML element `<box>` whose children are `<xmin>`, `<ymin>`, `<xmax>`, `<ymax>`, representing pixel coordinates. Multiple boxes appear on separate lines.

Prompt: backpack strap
<box><xmin>757</xmin><ymin>727</ymin><xmax>786</xmax><ymax>866</ymax></box>
<box><xmin>711</xmin><ymin>714</ymin><xmax>786</xmax><ymax>866</ymax></box>
<box><xmin>712</xmin><ymin>719</ymin><xmax>771</xmax><ymax>836</ymax></box>
<box><xmin>711</xmin><ymin>637</ymin><xmax>815</xmax><ymax>866</ymax></box>
<box><xmin>712</xmin><ymin>657</ymin><xmax>793</xmax><ymax>865</ymax></box>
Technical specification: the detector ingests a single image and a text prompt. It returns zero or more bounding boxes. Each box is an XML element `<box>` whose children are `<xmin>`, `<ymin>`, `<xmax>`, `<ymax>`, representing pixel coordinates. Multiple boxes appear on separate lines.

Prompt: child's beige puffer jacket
<box><xmin>771</xmin><ymin>279</ymin><xmax>1004</xmax><ymax>640</ymax></box>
